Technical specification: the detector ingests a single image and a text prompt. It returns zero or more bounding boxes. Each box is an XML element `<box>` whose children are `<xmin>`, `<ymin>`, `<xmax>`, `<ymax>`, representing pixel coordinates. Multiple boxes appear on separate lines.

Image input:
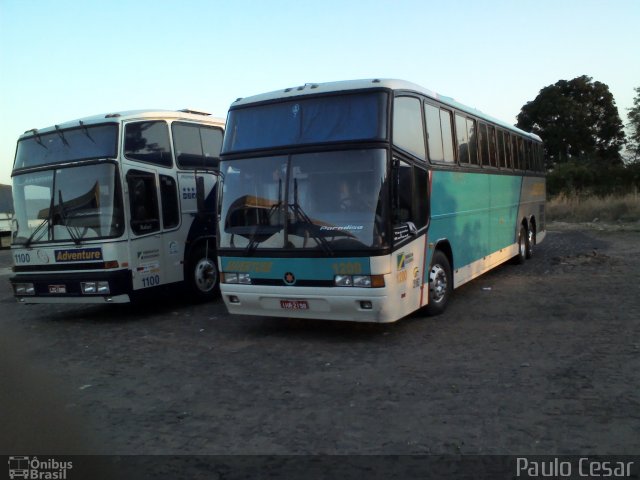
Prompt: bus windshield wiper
<box><xmin>23</xmin><ymin>217</ymin><xmax>49</xmax><ymax>247</ymax></box>
<box><xmin>55</xmin><ymin>125</ymin><xmax>70</xmax><ymax>147</ymax></box>
<box><xmin>79</xmin><ymin>120</ymin><xmax>95</xmax><ymax>143</ymax></box>
<box><xmin>57</xmin><ymin>190</ymin><xmax>82</xmax><ymax>245</ymax></box>
<box><xmin>24</xmin><ymin>192</ymin><xmax>55</xmax><ymax>247</ymax></box>
<box><xmin>27</xmin><ymin>129</ymin><xmax>47</xmax><ymax>149</ymax></box>
<box><xmin>289</xmin><ymin>179</ymin><xmax>333</xmax><ymax>255</ymax></box>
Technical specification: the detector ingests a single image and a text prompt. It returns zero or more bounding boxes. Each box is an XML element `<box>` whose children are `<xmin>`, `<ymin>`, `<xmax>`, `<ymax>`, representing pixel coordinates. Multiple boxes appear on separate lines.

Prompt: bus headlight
<box><xmin>223</xmin><ymin>272</ymin><xmax>252</xmax><ymax>284</ymax></box>
<box><xmin>14</xmin><ymin>283</ymin><xmax>35</xmax><ymax>295</ymax></box>
<box><xmin>334</xmin><ymin>275</ymin><xmax>385</xmax><ymax>288</ymax></box>
<box><xmin>81</xmin><ymin>281</ymin><xmax>110</xmax><ymax>294</ymax></box>
<box><xmin>352</xmin><ymin>275</ymin><xmax>372</xmax><ymax>287</ymax></box>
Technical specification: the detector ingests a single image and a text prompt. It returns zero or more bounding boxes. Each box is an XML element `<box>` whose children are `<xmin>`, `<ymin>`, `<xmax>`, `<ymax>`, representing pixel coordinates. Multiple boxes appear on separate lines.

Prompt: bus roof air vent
<box><xmin>105</xmin><ymin>113</ymin><xmax>121</xmax><ymax>118</ymax></box>
<box><xmin>179</xmin><ymin>108</ymin><xmax>211</xmax><ymax>116</ymax></box>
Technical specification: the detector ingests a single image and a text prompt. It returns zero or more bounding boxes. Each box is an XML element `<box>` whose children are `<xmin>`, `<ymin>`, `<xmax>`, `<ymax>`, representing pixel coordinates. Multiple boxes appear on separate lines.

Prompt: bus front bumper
<box><xmin>220</xmin><ymin>284</ymin><xmax>395</xmax><ymax>323</ymax></box>
<box><xmin>10</xmin><ymin>269</ymin><xmax>133</xmax><ymax>304</ymax></box>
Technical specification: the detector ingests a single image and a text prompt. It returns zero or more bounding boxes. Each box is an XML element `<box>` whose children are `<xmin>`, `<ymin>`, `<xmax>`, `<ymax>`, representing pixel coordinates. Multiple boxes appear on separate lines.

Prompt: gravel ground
<box><xmin>1</xmin><ymin>224</ymin><xmax>638</xmax><ymax>477</ymax></box>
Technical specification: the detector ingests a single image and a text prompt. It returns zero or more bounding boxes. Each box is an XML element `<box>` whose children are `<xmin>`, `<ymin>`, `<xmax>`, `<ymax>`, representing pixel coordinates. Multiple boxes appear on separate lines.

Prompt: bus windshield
<box><xmin>14</xmin><ymin>123</ymin><xmax>118</xmax><ymax>170</ymax></box>
<box><xmin>222</xmin><ymin>92</ymin><xmax>388</xmax><ymax>153</ymax></box>
<box><xmin>219</xmin><ymin>149</ymin><xmax>388</xmax><ymax>252</ymax></box>
<box><xmin>12</xmin><ymin>163</ymin><xmax>124</xmax><ymax>245</ymax></box>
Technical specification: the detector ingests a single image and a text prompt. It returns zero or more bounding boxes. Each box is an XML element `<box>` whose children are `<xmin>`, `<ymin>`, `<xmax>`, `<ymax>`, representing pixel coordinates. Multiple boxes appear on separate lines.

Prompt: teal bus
<box><xmin>217</xmin><ymin>79</ymin><xmax>545</xmax><ymax>323</ymax></box>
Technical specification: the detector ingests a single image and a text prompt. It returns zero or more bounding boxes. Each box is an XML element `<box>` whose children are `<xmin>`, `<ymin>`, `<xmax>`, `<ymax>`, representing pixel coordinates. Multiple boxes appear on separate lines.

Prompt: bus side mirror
<box><xmin>196</xmin><ymin>176</ymin><xmax>205</xmax><ymax>214</ymax></box>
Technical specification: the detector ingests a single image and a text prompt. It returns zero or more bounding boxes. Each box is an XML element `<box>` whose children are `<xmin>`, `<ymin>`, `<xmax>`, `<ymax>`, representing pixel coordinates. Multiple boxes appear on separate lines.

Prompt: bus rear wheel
<box><xmin>513</xmin><ymin>225</ymin><xmax>527</xmax><ymax>265</ymax></box>
<box><xmin>424</xmin><ymin>250</ymin><xmax>452</xmax><ymax>316</ymax></box>
<box><xmin>186</xmin><ymin>245</ymin><xmax>219</xmax><ymax>301</ymax></box>
<box><xmin>526</xmin><ymin>225</ymin><xmax>535</xmax><ymax>259</ymax></box>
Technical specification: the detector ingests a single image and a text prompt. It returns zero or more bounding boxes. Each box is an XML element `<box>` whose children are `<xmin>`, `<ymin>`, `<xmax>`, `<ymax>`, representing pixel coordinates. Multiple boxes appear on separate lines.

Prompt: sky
<box><xmin>1</xmin><ymin>0</ymin><xmax>638</xmax><ymax>185</ymax></box>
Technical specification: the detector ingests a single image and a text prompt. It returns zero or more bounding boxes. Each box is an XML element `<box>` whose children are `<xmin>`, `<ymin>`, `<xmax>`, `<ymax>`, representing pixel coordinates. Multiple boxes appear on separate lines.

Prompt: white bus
<box><xmin>217</xmin><ymin>79</ymin><xmax>545</xmax><ymax>323</ymax></box>
<box><xmin>10</xmin><ymin>109</ymin><xmax>224</xmax><ymax>303</ymax></box>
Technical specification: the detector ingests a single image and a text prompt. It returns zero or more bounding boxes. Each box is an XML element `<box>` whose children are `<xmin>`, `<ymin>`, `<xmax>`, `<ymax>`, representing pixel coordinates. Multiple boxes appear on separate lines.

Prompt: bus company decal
<box><xmin>54</xmin><ymin>247</ymin><xmax>103</xmax><ymax>262</ymax></box>
<box><xmin>137</xmin><ymin>249</ymin><xmax>160</xmax><ymax>261</ymax></box>
<box><xmin>137</xmin><ymin>262</ymin><xmax>160</xmax><ymax>274</ymax></box>
<box><xmin>396</xmin><ymin>252</ymin><xmax>414</xmax><ymax>270</ymax></box>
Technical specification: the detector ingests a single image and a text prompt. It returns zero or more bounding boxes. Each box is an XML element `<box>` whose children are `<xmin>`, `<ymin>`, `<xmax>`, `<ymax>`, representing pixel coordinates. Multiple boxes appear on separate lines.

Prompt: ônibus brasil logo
<box><xmin>8</xmin><ymin>456</ymin><xmax>73</xmax><ymax>479</ymax></box>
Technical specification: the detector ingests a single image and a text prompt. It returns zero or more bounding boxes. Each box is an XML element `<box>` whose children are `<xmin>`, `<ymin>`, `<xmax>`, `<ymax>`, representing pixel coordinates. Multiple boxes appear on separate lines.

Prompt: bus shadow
<box><xmin>43</xmin><ymin>294</ymin><xmax>226</xmax><ymax>324</ymax></box>
<box><xmin>241</xmin><ymin>310</ymin><xmax>443</xmax><ymax>342</ymax></box>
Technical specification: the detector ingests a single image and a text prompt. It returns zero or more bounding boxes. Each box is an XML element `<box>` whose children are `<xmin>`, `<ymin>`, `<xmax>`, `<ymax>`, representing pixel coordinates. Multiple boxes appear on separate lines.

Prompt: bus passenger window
<box><xmin>488</xmin><ymin>125</ymin><xmax>497</xmax><ymax>167</ymax></box>
<box><xmin>467</xmin><ymin>118</ymin><xmax>479</xmax><ymax>165</ymax></box>
<box><xmin>172</xmin><ymin>122</ymin><xmax>223</xmax><ymax>169</ymax></box>
<box><xmin>497</xmin><ymin>130</ymin><xmax>506</xmax><ymax>168</ymax></box>
<box><xmin>440</xmin><ymin>109</ymin><xmax>455</xmax><ymax>163</ymax></box>
<box><xmin>504</xmin><ymin>132</ymin><xmax>513</xmax><ymax>168</ymax></box>
<box><xmin>479</xmin><ymin>123</ymin><xmax>489</xmax><ymax>166</ymax></box>
<box><xmin>393</xmin><ymin>97</ymin><xmax>426</xmax><ymax>160</ymax></box>
<box><xmin>424</xmin><ymin>104</ymin><xmax>443</xmax><ymax>163</ymax></box>
<box><xmin>124</xmin><ymin>121</ymin><xmax>172</xmax><ymax>167</ymax></box>
<box><xmin>512</xmin><ymin>135</ymin><xmax>519</xmax><ymax>170</ymax></box>
<box><xmin>455</xmin><ymin>114</ymin><xmax>469</xmax><ymax>164</ymax></box>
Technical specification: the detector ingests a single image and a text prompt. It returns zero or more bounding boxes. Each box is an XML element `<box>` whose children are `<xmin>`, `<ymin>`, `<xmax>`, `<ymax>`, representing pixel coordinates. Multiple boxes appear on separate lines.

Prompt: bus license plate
<box><xmin>49</xmin><ymin>285</ymin><xmax>66</xmax><ymax>294</ymax></box>
<box><xmin>280</xmin><ymin>300</ymin><xmax>309</xmax><ymax>310</ymax></box>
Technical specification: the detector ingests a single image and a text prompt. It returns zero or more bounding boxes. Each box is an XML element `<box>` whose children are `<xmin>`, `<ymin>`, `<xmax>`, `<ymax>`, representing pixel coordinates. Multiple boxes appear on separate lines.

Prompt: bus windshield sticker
<box><xmin>393</xmin><ymin>225</ymin><xmax>410</xmax><ymax>242</ymax></box>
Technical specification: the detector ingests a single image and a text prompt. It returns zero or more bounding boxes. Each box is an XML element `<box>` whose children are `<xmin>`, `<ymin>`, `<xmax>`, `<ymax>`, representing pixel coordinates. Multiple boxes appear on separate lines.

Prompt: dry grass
<box><xmin>547</xmin><ymin>192</ymin><xmax>640</xmax><ymax>223</ymax></box>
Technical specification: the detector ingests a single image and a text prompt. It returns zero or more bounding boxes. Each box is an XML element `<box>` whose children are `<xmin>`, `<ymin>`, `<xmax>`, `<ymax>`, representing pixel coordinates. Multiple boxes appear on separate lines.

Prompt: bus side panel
<box><xmin>429</xmin><ymin>170</ymin><xmax>491</xmax><ymax>269</ymax></box>
<box><xmin>489</xmin><ymin>174</ymin><xmax>523</xmax><ymax>252</ymax></box>
<box><xmin>517</xmin><ymin>176</ymin><xmax>546</xmax><ymax>240</ymax></box>
<box><xmin>427</xmin><ymin>171</ymin><xmax>524</xmax><ymax>290</ymax></box>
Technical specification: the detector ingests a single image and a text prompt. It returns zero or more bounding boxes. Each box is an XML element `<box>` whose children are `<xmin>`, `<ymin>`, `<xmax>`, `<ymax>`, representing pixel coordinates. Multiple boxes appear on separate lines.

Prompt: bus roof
<box><xmin>19</xmin><ymin>109</ymin><xmax>225</xmax><ymax>140</ymax></box>
<box><xmin>231</xmin><ymin>78</ymin><xmax>541</xmax><ymax>142</ymax></box>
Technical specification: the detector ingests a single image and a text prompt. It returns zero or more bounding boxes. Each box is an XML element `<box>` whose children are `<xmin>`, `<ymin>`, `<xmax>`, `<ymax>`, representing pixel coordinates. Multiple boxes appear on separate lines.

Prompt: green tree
<box><xmin>516</xmin><ymin>75</ymin><xmax>626</xmax><ymax>167</ymax></box>
<box><xmin>627</xmin><ymin>87</ymin><xmax>640</xmax><ymax>163</ymax></box>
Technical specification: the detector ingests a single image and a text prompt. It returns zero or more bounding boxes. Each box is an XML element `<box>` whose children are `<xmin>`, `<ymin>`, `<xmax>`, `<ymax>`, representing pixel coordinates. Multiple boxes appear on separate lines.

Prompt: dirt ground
<box><xmin>0</xmin><ymin>223</ymin><xmax>639</xmax><ymax>476</ymax></box>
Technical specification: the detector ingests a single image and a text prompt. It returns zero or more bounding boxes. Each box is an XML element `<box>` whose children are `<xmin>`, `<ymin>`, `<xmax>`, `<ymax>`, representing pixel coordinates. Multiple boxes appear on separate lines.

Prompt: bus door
<box><xmin>124</xmin><ymin>166</ymin><xmax>170</xmax><ymax>291</ymax></box>
<box><xmin>391</xmin><ymin>159</ymin><xmax>429</xmax><ymax>315</ymax></box>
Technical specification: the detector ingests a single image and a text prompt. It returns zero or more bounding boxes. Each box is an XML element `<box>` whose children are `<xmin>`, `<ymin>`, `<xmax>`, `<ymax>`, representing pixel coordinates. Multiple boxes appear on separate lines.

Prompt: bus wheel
<box><xmin>425</xmin><ymin>250</ymin><xmax>452</xmax><ymax>316</ymax></box>
<box><xmin>187</xmin><ymin>245</ymin><xmax>219</xmax><ymax>301</ymax></box>
<box><xmin>514</xmin><ymin>225</ymin><xmax>527</xmax><ymax>264</ymax></box>
<box><xmin>526</xmin><ymin>225</ymin><xmax>535</xmax><ymax>259</ymax></box>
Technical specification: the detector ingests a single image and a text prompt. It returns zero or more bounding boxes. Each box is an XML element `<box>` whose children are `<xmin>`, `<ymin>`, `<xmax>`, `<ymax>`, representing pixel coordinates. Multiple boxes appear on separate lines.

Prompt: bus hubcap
<box><xmin>429</xmin><ymin>264</ymin><xmax>448</xmax><ymax>303</ymax></box>
<box><xmin>195</xmin><ymin>258</ymin><xmax>216</xmax><ymax>292</ymax></box>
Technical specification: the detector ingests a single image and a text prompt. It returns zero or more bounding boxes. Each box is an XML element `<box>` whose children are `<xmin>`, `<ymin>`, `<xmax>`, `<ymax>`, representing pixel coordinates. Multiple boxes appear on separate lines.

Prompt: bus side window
<box><xmin>127</xmin><ymin>170</ymin><xmax>160</xmax><ymax>235</ymax></box>
<box><xmin>455</xmin><ymin>114</ymin><xmax>469</xmax><ymax>164</ymax></box>
<box><xmin>393</xmin><ymin>96</ymin><xmax>426</xmax><ymax>160</ymax></box>
<box><xmin>124</xmin><ymin>121</ymin><xmax>172</xmax><ymax>167</ymax></box>
<box><xmin>172</xmin><ymin>122</ymin><xmax>223</xmax><ymax>169</ymax></box>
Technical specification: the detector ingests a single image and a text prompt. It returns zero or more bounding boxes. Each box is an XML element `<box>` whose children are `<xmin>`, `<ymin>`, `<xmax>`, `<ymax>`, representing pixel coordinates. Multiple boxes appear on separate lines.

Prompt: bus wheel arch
<box><xmin>424</xmin><ymin>242</ymin><xmax>453</xmax><ymax>316</ymax></box>
<box><xmin>185</xmin><ymin>239</ymin><xmax>219</xmax><ymax>301</ymax></box>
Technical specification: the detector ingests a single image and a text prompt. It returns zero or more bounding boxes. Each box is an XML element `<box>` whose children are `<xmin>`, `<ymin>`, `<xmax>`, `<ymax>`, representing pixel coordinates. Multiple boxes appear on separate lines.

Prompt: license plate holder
<box><xmin>48</xmin><ymin>285</ymin><xmax>67</xmax><ymax>294</ymax></box>
<box><xmin>280</xmin><ymin>299</ymin><xmax>309</xmax><ymax>310</ymax></box>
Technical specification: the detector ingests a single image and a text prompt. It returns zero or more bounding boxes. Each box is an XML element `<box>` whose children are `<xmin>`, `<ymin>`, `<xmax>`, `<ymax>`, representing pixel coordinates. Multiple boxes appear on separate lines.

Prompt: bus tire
<box><xmin>514</xmin><ymin>225</ymin><xmax>527</xmax><ymax>264</ymax></box>
<box><xmin>186</xmin><ymin>245</ymin><xmax>219</xmax><ymax>301</ymax></box>
<box><xmin>526</xmin><ymin>224</ymin><xmax>535</xmax><ymax>259</ymax></box>
<box><xmin>424</xmin><ymin>250</ymin><xmax>452</xmax><ymax>316</ymax></box>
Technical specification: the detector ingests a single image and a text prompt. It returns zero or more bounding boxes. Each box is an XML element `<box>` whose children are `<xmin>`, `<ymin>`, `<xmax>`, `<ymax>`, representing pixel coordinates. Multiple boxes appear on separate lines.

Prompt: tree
<box><xmin>516</xmin><ymin>75</ymin><xmax>626</xmax><ymax>168</ymax></box>
<box><xmin>627</xmin><ymin>87</ymin><xmax>640</xmax><ymax>163</ymax></box>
